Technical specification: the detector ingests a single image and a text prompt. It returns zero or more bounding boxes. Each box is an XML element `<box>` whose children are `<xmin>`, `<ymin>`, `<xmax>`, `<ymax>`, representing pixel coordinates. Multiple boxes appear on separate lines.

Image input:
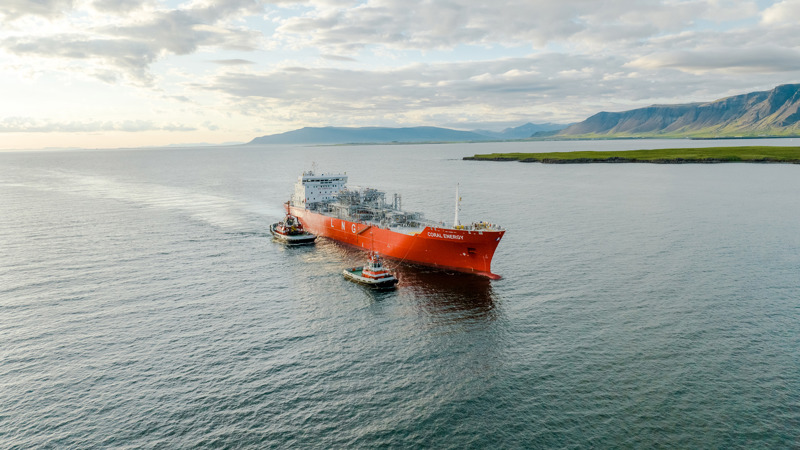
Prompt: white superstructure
<box><xmin>291</xmin><ymin>171</ymin><xmax>348</xmax><ymax>207</ymax></box>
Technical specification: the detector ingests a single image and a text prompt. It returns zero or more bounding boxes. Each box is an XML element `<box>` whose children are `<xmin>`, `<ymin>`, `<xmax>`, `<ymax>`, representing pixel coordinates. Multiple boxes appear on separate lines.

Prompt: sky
<box><xmin>2</xmin><ymin>0</ymin><xmax>800</xmax><ymax>149</ymax></box>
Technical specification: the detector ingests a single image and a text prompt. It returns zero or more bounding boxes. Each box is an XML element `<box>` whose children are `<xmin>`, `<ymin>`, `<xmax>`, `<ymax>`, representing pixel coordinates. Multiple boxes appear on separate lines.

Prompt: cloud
<box><xmin>211</xmin><ymin>58</ymin><xmax>256</xmax><ymax>65</ymax></box>
<box><xmin>628</xmin><ymin>46</ymin><xmax>800</xmax><ymax>74</ymax></box>
<box><xmin>761</xmin><ymin>0</ymin><xmax>800</xmax><ymax>24</ymax></box>
<box><xmin>0</xmin><ymin>0</ymin><xmax>77</xmax><ymax>21</ymax></box>
<box><xmin>91</xmin><ymin>0</ymin><xmax>152</xmax><ymax>14</ymax></box>
<box><xmin>166</xmin><ymin>95</ymin><xmax>192</xmax><ymax>102</ymax></box>
<box><xmin>320</xmin><ymin>54</ymin><xmax>357</xmax><ymax>62</ymax></box>
<box><xmin>200</xmin><ymin>54</ymin><xmax>667</xmax><ymax>123</ymax></box>
<box><xmin>0</xmin><ymin>117</ymin><xmax>196</xmax><ymax>133</ymax></box>
<box><xmin>0</xmin><ymin>0</ymin><xmax>266</xmax><ymax>84</ymax></box>
<box><xmin>3</xmin><ymin>35</ymin><xmax>159</xmax><ymax>83</ymax></box>
<box><xmin>271</xmin><ymin>0</ymin><xmax>732</xmax><ymax>53</ymax></box>
<box><xmin>200</xmin><ymin>24</ymin><xmax>800</xmax><ymax>127</ymax></box>
<box><xmin>103</xmin><ymin>1</ymin><xmax>265</xmax><ymax>53</ymax></box>
<box><xmin>5</xmin><ymin>0</ymin><xmax>800</xmax><ymax>148</ymax></box>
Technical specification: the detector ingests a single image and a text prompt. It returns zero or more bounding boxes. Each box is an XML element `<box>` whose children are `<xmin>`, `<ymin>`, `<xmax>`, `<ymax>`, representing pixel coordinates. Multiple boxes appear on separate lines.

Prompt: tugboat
<box><xmin>343</xmin><ymin>251</ymin><xmax>399</xmax><ymax>289</ymax></box>
<box><xmin>270</xmin><ymin>213</ymin><xmax>316</xmax><ymax>245</ymax></box>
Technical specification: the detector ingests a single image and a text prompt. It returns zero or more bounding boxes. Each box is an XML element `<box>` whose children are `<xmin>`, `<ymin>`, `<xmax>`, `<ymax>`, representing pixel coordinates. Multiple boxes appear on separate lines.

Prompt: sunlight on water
<box><xmin>9</xmin><ymin>168</ymin><xmax>256</xmax><ymax>229</ymax></box>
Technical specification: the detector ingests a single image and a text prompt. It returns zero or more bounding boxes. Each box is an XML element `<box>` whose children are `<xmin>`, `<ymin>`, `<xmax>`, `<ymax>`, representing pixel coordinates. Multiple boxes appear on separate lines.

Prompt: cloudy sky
<box><xmin>2</xmin><ymin>0</ymin><xmax>799</xmax><ymax>149</ymax></box>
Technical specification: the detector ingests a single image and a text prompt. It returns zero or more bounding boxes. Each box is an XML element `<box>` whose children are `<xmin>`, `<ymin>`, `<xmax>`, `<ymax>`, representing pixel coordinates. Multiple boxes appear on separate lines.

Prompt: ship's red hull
<box><xmin>289</xmin><ymin>206</ymin><xmax>504</xmax><ymax>279</ymax></box>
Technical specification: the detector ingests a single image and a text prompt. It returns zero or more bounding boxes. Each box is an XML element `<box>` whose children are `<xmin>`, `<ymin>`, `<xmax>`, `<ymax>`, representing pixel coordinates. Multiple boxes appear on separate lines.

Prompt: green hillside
<box><xmin>465</xmin><ymin>146</ymin><xmax>800</xmax><ymax>163</ymax></box>
<box><xmin>557</xmin><ymin>84</ymin><xmax>800</xmax><ymax>139</ymax></box>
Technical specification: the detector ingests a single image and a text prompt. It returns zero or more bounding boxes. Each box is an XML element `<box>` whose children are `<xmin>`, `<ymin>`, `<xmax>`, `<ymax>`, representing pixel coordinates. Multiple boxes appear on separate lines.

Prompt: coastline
<box><xmin>464</xmin><ymin>146</ymin><xmax>800</xmax><ymax>164</ymax></box>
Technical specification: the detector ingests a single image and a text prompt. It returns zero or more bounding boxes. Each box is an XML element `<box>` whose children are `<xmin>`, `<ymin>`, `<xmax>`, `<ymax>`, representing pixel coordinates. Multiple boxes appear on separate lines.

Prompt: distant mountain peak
<box><xmin>247</xmin><ymin>126</ymin><xmax>493</xmax><ymax>145</ymax></box>
<box><xmin>558</xmin><ymin>83</ymin><xmax>800</xmax><ymax>138</ymax></box>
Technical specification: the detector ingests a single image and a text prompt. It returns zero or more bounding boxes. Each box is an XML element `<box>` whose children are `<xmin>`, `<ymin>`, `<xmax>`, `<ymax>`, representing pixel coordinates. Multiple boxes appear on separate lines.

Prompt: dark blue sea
<box><xmin>2</xmin><ymin>140</ymin><xmax>799</xmax><ymax>448</ymax></box>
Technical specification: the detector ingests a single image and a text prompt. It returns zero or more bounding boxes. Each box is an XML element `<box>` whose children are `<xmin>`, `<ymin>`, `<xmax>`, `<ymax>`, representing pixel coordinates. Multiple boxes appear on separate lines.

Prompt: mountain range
<box><xmin>247</xmin><ymin>83</ymin><xmax>800</xmax><ymax>144</ymax></box>
<box><xmin>247</xmin><ymin>123</ymin><xmax>567</xmax><ymax>145</ymax></box>
<box><xmin>557</xmin><ymin>83</ymin><xmax>800</xmax><ymax>138</ymax></box>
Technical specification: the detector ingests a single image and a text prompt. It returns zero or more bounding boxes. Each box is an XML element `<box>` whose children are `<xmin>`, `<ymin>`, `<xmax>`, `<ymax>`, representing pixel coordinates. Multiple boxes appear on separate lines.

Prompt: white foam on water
<box><xmin>23</xmin><ymin>169</ymin><xmax>253</xmax><ymax>230</ymax></box>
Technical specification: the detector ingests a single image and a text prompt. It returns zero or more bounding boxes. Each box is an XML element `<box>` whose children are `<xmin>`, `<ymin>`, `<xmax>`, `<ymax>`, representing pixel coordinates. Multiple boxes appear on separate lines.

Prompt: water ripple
<box><xmin>2</xmin><ymin>144</ymin><xmax>799</xmax><ymax>448</ymax></box>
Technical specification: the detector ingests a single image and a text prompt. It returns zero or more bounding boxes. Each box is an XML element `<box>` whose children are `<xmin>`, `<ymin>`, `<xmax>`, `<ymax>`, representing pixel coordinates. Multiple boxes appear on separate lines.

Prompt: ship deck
<box><xmin>302</xmin><ymin>197</ymin><xmax>503</xmax><ymax>236</ymax></box>
<box><xmin>362</xmin><ymin>219</ymin><xmax>502</xmax><ymax>235</ymax></box>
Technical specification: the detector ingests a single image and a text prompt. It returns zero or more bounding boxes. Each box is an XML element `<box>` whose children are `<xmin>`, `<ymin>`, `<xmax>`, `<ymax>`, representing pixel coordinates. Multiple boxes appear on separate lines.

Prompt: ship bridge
<box><xmin>291</xmin><ymin>171</ymin><xmax>347</xmax><ymax>207</ymax></box>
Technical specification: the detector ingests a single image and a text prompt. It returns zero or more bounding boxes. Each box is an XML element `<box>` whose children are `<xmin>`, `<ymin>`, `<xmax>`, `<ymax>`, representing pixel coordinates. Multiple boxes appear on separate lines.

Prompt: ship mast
<box><xmin>454</xmin><ymin>183</ymin><xmax>461</xmax><ymax>227</ymax></box>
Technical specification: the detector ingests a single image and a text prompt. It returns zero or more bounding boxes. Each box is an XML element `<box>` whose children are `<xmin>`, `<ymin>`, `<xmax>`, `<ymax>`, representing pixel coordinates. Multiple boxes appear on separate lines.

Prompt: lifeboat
<box><xmin>343</xmin><ymin>252</ymin><xmax>399</xmax><ymax>289</ymax></box>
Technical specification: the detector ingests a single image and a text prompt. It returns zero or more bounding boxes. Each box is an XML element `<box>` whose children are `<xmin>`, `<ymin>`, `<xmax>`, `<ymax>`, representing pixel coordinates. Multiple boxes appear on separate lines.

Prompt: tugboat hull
<box><xmin>342</xmin><ymin>267</ymin><xmax>399</xmax><ymax>289</ymax></box>
<box><xmin>270</xmin><ymin>218</ymin><xmax>316</xmax><ymax>246</ymax></box>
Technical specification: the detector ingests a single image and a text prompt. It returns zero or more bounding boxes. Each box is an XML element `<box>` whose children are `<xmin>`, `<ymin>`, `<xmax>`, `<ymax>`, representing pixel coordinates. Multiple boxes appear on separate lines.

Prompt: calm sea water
<box><xmin>2</xmin><ymin>140</ymin><xmax>799</xmax><ymax>448</ymax></box>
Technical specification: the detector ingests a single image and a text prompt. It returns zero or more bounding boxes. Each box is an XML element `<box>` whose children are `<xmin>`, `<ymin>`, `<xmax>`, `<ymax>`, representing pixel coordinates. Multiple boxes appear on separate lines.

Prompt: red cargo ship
<box><xmin>287</xmin><ymin>171</ymin><xmax>505</xmax><ymax>279</ymax></box>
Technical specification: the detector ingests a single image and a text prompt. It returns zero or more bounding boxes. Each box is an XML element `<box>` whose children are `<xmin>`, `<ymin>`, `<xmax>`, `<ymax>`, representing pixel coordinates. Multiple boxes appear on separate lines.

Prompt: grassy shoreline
<box><xmin>464</xmin><ymin>146</ymin><xmax>800</xmax><ymax>164</ymax></box>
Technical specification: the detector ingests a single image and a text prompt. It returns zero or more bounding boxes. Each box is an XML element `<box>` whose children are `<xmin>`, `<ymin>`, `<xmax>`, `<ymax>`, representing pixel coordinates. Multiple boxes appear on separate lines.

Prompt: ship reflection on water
<box><xmin>393</xmin><ymin>264</ymin><xmax>500</xmax><ymax>324</ymax></box>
